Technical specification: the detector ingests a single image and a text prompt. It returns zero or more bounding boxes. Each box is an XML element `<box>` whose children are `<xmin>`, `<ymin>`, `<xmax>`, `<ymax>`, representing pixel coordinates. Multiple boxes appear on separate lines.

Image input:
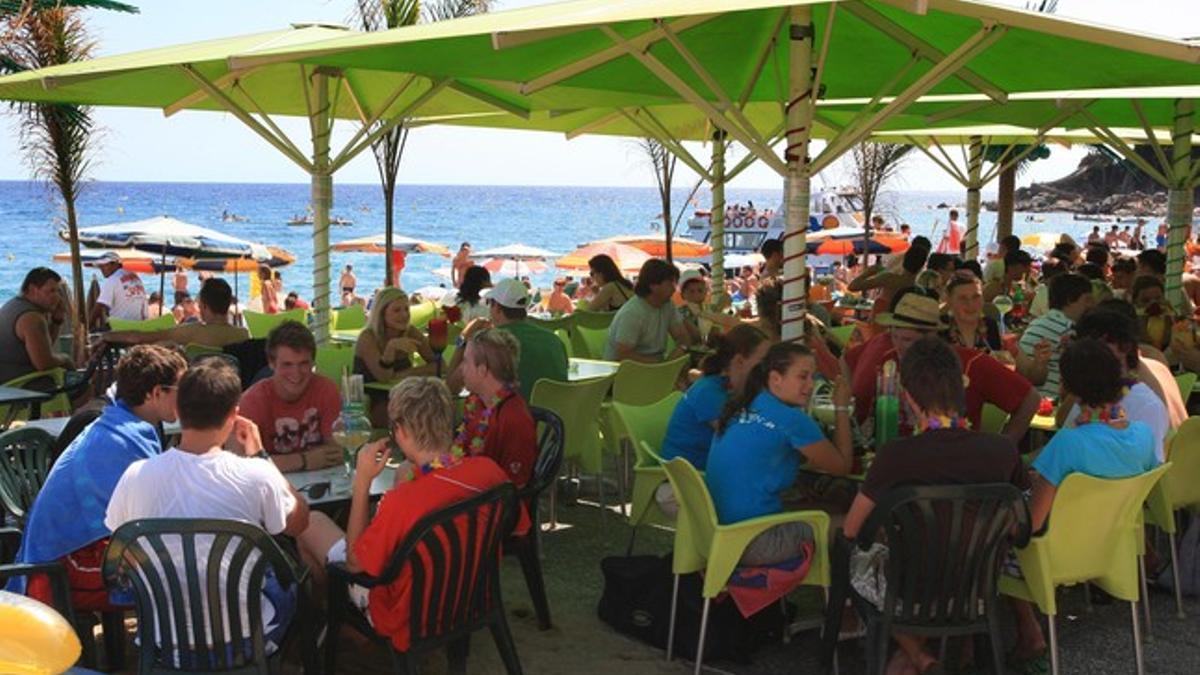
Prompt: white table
<box><xmin>568</xmin><ymin>357</ymin><xmax>619</xmax><ymax>381</ymax></box>
<box><xmin>286</xmin><ymin>463</ymin><xmax>395</xmax><ymax>506</ymax></box>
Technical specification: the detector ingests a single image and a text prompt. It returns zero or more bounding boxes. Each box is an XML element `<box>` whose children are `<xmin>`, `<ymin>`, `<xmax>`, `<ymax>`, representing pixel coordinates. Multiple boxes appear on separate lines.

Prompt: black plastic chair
<box><xmin>0</xmin><ymin>427</ymin><xmax>54</xmax><ymax>528</ymax></box>
<box><xmin>506</xmin><ymin>407</ymin><xmax>564</xmax><ymax>631</ymax></box>
<box><xmin>325</xmin><ymin>483</ymin><xmax>523</xmax><ymax>675</ymax></box>
<box><xmin>103</xmin><ymin>518</ymin><xmax>315</xmax><ymax>674</ymax></box>
<box><xmin>0</xmin><ymin>526</ymin><xmax>74</xmax><ymax>621</ymax></box>
<box><xmin>822</xmin><ymin>484</ymin><xmax>1031</xmax><ymax>675</ymax></box>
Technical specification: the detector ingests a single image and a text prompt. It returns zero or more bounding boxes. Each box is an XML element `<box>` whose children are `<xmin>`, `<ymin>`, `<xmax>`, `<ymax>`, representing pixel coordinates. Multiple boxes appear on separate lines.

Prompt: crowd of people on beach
<box><xmin>0</xmin><ymin>215</ymin><xmax>1198</xmax><ymax>673</ymax></box>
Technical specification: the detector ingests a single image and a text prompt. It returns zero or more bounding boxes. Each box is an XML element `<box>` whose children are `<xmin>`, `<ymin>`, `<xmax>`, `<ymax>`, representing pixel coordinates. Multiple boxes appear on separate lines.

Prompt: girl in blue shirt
<box><xmin>706</xmin><ymin>342</ymin><xmax>853</xmax><ymax>565</ymax></box>
<box><xmin>661</xmin><ymin>324</ymin><xmax>770</xmax><ymax>469</ymax></box>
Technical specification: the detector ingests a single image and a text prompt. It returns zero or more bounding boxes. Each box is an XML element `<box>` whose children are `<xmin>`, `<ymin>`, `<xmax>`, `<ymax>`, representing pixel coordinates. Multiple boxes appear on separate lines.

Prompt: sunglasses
<box><xmin>296</xmin><ymin>481</ymin><xmax>331</xmax><ymax>500</ymax></box>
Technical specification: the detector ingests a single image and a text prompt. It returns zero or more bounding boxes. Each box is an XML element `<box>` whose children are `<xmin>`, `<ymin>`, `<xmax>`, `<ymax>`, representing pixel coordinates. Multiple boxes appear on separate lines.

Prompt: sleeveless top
<box><xmin>0</xmin><ymin>296</ymin><xmax>43</xmax><ymax>383</ymax></box>
<box><xmin>603</xmin><ymin>282</ymin><xmax>633</xmax><ymax>311</ymax></box>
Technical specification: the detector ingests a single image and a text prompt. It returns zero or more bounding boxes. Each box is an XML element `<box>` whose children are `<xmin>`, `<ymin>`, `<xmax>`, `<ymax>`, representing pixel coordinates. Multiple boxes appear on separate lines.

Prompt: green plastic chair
<box><xmin>1146</xmin><ymin>418</ymin><xmax>1200</xmax><ymax>618</ymax></box>
<box><xmin>530</xmin><ymin>374</ymin><xmax>614</xmax><ymax>527</ymax></box>
<box><xmin>999</xmin><ymin>464</ymin><xmax>1170</xmax><ymax>675</ymax></box>
<box><xmin>408</xmin><ymin>299</ymin><xmax>438</xmax><ymax>330</ymax></box>
<box><xmin>107</xmin><ymin>313</ymin><xmax>176</xmax><ymax>332</ymax></box>
<box><xmin>315</xmin><ymin>345</ymin><xmax>356</xmax><ymax>389</ymax></box>
<box><xmin>332</xmin><ymin>304</ymin><xmax>367</xmax><ymax>331</ymax></box>
<box><xmin>569</xmin><ymin>309</ymin><xmax>615</xmax><ymax>360</ymax></box>
<box><xmin>243</xmin><ymin>308</ymin><xmax>307</xmax><ymax>339</ymax></box>
<box><xmin>980</xmin><ymin>402</ymin><xmax>1009</xmax><ymax>435</ymax></box>
<box><xmin>828</xmin><ymin>324</ymin><xmax>855</xmax><ymax>350</ymax></box>
<box><xmin>661</xmin><ymin>458</ymin><xmax>830</xmax><ymax>674</ymax></box>
<box><xmin>0</xmin><ymin>427</ymin><xmax>54</xmax><ymax>528</ymax></box>
<box><xmin>613</xmin><ymin>392</ymin><xmax>683</xmax><ymax>547</ymax></box>
<box><xmin>1</xmin><ymin>369</ymin><xmax>69</xmax><ymax>421</ymax></box>
<box><xmin>529</xmin><ymin>315</ymin><xmax>575</xmax><ymax>358</ymax></box>
<box><xmin>602</xmin><ymin>356</ymin><xmax>688</xmax><ymax>512</ymax></box>
<box><xmin>1175</xmin><ymin>371</ymin><xmax>1196</xmax><ymax>402</ymax></box>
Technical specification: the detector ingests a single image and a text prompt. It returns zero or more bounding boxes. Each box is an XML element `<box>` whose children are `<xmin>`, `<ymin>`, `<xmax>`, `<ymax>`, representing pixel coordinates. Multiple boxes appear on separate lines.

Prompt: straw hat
<box><xmin>875</xmin><ymin>293</ymin><xmax>947</xmax><ymax>331</ymax></box>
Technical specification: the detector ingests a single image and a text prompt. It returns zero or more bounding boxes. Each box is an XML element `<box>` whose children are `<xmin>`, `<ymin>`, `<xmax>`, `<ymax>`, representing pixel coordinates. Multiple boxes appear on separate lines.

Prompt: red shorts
<box><xmin>27</xmin><ymin>538</ymin><xmax>117</xmax><ymax>612</ymax></box>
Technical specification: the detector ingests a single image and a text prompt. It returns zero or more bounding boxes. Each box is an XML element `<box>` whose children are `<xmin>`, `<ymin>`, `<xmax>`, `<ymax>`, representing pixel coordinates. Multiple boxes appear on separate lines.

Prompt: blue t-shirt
<box><xmin>661</xmin><ymin>375</ymin><xmax>729</xmax><ymax>470</ymax></box>
<box><xmin>705</xmin><ymin>390</ymin><xmax>825</xmax><ymax>524</ymax></box>
<box><xmin>1032</xmin><ymin>421</ymin><xmax>1158</xmax><ymax>487</ymax></box>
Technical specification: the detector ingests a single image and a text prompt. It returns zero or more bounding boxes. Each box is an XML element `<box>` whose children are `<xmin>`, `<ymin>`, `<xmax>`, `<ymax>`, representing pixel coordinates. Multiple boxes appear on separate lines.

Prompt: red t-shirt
<box><xmin>352</xmin><ymin>456</ymin><xmax>514</xmax><ymax>651</ymax></box>
<box><xmin>465</xmin><ymin>393</ymin><xmax>537</xmax><ymax>489</ymax></box>
<box><xmin>844</xmin><ymin>333</ymin><xmax>1032</xmax><ymax>431</ymax></box>
<box><xmin>238</xmin><ymin>375</ymin><xmax>341</xmax><ymax>455</ymax></box>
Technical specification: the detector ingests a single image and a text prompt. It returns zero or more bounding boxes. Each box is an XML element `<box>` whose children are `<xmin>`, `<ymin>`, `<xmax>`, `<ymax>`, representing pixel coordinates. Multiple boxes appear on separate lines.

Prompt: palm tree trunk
<box><xmin>64</xmin><ymin>197</ymin><xmax>87</xmax><ymax>349</ymax></box>
<box><xmin>384</xmin><ymin>191</ymin><xmax>395</xmax><ymax>286</ymax></box>
<box><xmin>997</xmin><ymin>163</ymin><xmax>1016</xmax><ymax>240</ymax></box>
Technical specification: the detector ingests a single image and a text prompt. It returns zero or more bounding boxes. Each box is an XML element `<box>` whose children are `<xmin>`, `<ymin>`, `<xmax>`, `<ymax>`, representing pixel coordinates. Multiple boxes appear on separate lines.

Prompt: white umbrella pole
<box><xmin>1165</xmin><ymin>98</ymin><xmax>1195</xmax><ymax>313</ymax></box>
<box><xmin>710</xmin><ymin>130</ymin><xmax>728</xmax><ymax>307</ymax></box>
<box><xmin>309</xmin><ymin>70</ymin><xmax>334</xmax><ymax>343</ymax></box>
<box><xmin>964</xmin><ymin>135</ymin><xmax>984</xmax><ymax>260</ymax></box>
<box><xmin>781</xmin><ymin>6</ymin><xmax>814</xmax><ymax>343</ymax></box>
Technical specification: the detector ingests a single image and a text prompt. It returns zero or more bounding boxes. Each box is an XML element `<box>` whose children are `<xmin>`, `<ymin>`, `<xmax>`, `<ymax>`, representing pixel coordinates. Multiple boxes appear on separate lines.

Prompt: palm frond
<box><xmin>423</xmin><ymin>0</ymin><xmax>493</xmax><ymax>23</ymax></box>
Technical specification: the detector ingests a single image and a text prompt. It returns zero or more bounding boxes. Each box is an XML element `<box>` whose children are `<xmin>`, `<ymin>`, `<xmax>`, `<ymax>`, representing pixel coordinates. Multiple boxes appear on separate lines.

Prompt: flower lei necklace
<box><xmin>1073</xmin><ymin>379</ymin><xmax>1135</xmax><ymax>429</ymax></box>
<box><xmin>453</xmin><ymin>383</ymin><xmax>517</xmax><ymax>457</ymax></box>
<box><xmin>918</xmin><ymin>414</ymin><xmax>971</xmax><ymax>434</ymax></box>
<box><xmin>398</xmin><ymin>452</ymin><xmax>464</xmax><ymax>483</ymax></box>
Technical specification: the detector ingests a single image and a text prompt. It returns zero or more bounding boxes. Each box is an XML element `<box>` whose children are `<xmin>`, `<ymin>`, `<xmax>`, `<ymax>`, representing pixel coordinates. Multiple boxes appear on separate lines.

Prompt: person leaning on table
<box><xmin>603</xmin><ymin>258</ymin><xmax>695</xmax><ymax>363</ymax></box>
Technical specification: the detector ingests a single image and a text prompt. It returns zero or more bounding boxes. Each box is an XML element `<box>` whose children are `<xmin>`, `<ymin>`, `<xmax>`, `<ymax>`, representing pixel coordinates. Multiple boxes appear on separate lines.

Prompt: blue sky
<box><xmin>0</xmin><ymin>0</ymin><xmax>1196</xmax><ymax>192</ymax></box>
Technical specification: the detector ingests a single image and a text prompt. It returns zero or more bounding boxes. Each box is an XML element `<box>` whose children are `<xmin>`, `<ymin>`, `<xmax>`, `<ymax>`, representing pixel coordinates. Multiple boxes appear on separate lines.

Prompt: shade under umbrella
<box><xmin>471</xmin><ymin>244</ymin><xmax>557</xmax><ymax>260</ymax></box>
<box><xmin>597</xmin><ymin>234</ymin><xmax>711</xmax><ymax>258</ymax></box>
<box><xmin>333</xmin><ymin>233</ymin><xmax>450</xmax><ymax>256</ymax></box>
<box><xmin>481</xmin><ymin>258</ymin><xmax>548</xmax><ymax>277</ymax></box>
<box><xmin>557</xmin><ymin>242</ymin><xmax>650</xmax><ymax>273</ymax></box>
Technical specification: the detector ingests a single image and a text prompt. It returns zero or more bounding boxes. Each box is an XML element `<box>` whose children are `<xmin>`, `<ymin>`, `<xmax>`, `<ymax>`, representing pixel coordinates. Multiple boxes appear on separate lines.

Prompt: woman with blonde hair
<box><xmin>354</xmin><ymin>287</ymin><xmax>437</xmax><ymax>425</ymax></box>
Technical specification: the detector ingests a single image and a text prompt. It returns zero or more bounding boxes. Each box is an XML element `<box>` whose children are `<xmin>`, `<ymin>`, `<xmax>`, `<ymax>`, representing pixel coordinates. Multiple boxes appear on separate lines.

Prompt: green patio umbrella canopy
<box><xmin>224</xmin><ymin>0</ymin><xmax>1200</xmax><ymax>337</ymax></box>
<box><xmin>0</xmin><ymin>23</ymin><xmax>630</xmax><ymax>341</ymax></box>
<box><xmin>3</xmin><ymin>1</ymin><xmax>1199</xmax><ymax>337</ymax></box>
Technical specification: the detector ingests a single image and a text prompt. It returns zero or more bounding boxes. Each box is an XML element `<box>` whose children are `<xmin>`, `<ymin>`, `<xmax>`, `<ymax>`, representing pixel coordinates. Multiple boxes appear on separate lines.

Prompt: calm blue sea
<box><xmin>0</xmin><ymin>179</ymin><xmax>1100</xmax><ymax>305</ymax></box>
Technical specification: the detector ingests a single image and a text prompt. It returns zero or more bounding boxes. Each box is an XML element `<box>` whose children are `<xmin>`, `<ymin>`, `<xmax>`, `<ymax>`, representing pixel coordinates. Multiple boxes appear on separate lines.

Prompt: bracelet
<box><xmin>832</xmin><ymin>405</ymin><xmax>853</xmax><ymax>413</ymax></box>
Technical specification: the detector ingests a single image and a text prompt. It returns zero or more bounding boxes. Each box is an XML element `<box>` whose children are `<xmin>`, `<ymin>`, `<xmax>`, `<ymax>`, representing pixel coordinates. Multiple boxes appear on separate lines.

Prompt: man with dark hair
<box><xmin>850</xmin><ymin>245</ymin><xmax>930</xmax><ymax>316</ymax></box>
<box><xmin>238</xmin><ymin>321</ymin><xmax>342</xmax><ymax>472</ymax></box>
<box><xmin>843</xmin><ymin>288</ymin><xmax>1038</xmax><ymax>441</ymax></box>
<box><xmin>1111</xmin><ymin>257</ymin><xmax>1137</xmax><ymax>298</ymax></box>
<box><xmin>983</xmin><ymin>249</ymin><xmax>1031</xmax><ymax>303</ymax></box>
<box><xmin>1136</xmin><ymin>249</ymin><xmax>1167</xmax><ymax>278</ymax></box>
<box><xmin>445</xmin><ymin>278</ymin><xmax>567</xmax><ymax>400</ymax></box>
<box><xmin>983</xmin><ymin>234</ymin><xmax>1023</xmax><ymax>285</ymax></box>
<box><xmin>100</xmin><ymin>277</ymin><xmax>250</xmax><ymax>348</ymax></box>
<box><xmin>0</xmin><ymin>267</ymin><xmax>74</xmax><ymax>386</ymax></box>
<box><xmin>842</xmin><ymin>335</ymin><xmax>1028</xmax><ymax>675</ymax></box>
<box><xmin>12</xmin><ymin>344</ymin><xmax>187</xmax><ymax>608</ymax></box>
<box><xmin>937</xmin><ymin>208</ymin><xmax>963</xmax><ymax>254</ymax></box>
<box><xmin>1019</xmin><ymin>273</ymin><xmax>1095</xmax><ymax>398</ymax></box>
<box><xmin>105</xmin><ymin>359</ymin><xmax>315</xmax><ymax>653</ymax></box>
<box><xmin>759</xmin><ymin>238</ymin><xmax>784</xmax><ymax>279</ymax></box>
<box><xmin>605</xmin><ymin>258</ymin><xmax>694</xmax><ymax>362</ymax></box>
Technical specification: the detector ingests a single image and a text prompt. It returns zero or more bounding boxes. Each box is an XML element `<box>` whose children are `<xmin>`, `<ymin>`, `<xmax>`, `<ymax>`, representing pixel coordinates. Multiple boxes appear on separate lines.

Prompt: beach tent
<box><xmin>224</xmin><ymin>0</ymin><xmax>1199</xmax><ymax>337</ymax></box>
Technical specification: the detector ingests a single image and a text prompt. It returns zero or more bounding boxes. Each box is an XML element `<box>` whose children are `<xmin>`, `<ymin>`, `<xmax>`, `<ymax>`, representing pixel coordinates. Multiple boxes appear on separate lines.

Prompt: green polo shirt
<box><xmin>500</xmin><ymin>320</ymin><xmax>569</xmax><ymax>401</ymax></box>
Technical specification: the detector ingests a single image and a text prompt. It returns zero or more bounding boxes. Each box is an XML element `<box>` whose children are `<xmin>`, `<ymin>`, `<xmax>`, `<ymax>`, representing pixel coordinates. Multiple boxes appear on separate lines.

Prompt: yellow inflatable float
<box><xmin>0</xmin><ymin>590</ymin><xmax>81</xmax><ymax>674</ymax></box>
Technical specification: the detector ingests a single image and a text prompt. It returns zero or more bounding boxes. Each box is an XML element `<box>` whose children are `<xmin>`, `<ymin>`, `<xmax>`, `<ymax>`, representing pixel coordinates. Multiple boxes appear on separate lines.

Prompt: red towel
<box><xmin>725</xmin><ymin>540</ymin><xmax>815</xmax><ymax>618</ymax></box>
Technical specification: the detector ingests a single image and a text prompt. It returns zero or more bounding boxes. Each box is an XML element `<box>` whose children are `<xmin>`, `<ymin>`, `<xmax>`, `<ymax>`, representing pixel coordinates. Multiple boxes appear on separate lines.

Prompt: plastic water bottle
<box><xmin>874</xmin><ymin>360</ymin><xmax>900</xmax><ymax>447</ymax></box>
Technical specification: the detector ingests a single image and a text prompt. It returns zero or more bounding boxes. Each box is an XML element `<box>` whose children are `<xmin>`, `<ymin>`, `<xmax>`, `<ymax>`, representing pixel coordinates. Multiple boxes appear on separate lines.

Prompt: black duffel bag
<box><xmin>597</xmin><ymin>554</ymin><xmax>790</xmax><ymax>664</ymax></box>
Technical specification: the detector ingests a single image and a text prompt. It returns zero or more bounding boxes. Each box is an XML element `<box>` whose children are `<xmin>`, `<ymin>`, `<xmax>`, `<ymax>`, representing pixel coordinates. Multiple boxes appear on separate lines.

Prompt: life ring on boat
<box><xmin>732</xmin><ymin>216</ymin><xmax>743</xmax><ymax>228</ymax></box>
<box><xmin>822</xmin><ymin>215</ymin><xmax>840</xmax><ymax>229</ymax></box>
<box><xmin>758</xmin><ymin>216</ymin><xmax>769</xmax><ymax>229</ymax></box>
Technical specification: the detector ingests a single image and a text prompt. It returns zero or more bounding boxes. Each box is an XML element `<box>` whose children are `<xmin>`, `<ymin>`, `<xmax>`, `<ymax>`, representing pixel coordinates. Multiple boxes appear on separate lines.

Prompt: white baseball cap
<box><xmin>484</xmin><ymin>278</ymin><xmax>529</xmax><ymax>309</ymax></box>
<box><xmin>679</xmin><ymin>269</ymin><xmax>707</xmax><ymax>287</ymax></box>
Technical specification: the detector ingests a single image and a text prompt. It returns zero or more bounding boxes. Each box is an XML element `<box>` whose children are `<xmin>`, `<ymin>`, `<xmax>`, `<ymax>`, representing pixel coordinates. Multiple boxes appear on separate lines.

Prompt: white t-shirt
<box><xmin>105</xmin><ymin>449</ymin><xmax>297</xmax><ymax>652</ymax></box>
<box><xmin>98</xmin><ymin>269</ymin><xmax>148</xmax><ymax>321</ymax></box>
<box><xmin>1064</xmin><ymin>383</ymin><xmax>1170</xmax><ymax>462</ymax></box>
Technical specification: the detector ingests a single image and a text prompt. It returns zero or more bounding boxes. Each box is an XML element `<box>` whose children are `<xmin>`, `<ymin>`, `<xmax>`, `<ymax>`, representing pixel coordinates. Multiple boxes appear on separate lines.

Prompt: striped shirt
<box><xmin>1019</xmin><ymin>308</ymin><xmax>1074</xmax><ymax>398</ymax></box>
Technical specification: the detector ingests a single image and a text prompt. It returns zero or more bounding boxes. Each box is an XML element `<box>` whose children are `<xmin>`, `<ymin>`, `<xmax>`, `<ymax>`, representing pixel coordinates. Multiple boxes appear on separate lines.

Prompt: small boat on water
<box><xmin>287</xmin><ymin>215</ymin><xmax>353</xmax><ymax>226</ymax></box>
<box><xmin>221</xmin><ymin>210</ymin><xmax>249</xmax><ymax>223</ymax></box>
<box><xmin>1073</xmin><ymin>213</ymin><xmax>1116</xmax><ymax>222</ymax></box>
